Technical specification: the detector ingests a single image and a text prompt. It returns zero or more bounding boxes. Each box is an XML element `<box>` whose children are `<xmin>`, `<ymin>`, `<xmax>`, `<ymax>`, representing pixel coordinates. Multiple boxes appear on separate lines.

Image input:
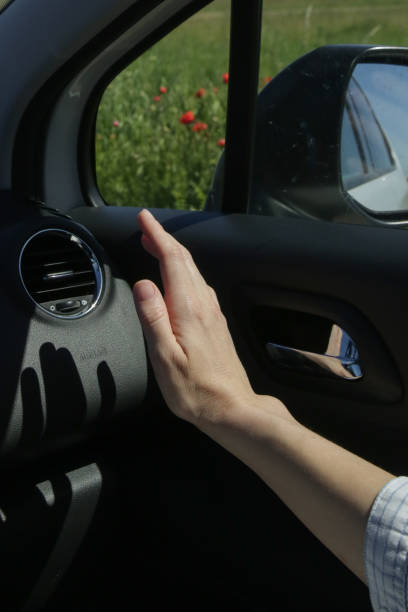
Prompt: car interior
<box><xmin>1</xmin><ymin>0</ymin><xmax>408</xmax><ymax>610</ymax></box>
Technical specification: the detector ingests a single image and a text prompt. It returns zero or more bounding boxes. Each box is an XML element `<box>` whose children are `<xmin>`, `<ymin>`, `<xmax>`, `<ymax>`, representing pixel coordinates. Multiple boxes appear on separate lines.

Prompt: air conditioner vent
<box><xmin>19</xmin><ymin>229</ymin><xmax>103</xmax><ymax>318</ymax></box>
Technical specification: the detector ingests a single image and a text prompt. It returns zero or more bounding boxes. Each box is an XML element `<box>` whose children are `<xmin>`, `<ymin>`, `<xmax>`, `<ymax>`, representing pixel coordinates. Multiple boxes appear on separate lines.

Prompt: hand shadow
<box><xmin>20</xmin><ymin>343</ymin><xmax>117</xmax><ymax>448</ymax></box>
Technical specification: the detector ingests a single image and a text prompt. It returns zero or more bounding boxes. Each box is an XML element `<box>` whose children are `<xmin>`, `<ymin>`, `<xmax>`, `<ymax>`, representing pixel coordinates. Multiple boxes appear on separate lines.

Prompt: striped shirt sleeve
<box><xmin>365</xmin><ymin>476</ymin><xmax>408</xmax><ymax>612</ymax></box>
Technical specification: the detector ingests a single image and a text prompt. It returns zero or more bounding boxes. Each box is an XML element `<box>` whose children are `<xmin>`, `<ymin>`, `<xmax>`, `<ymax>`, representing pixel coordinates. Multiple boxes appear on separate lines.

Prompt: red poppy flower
<box><xmin>265</xmin><ymin>76</ymin><xmax>272</xmax><ymax>83</ymax></box>
<box><xmin>153</xmin><ymin>95</ymin><xmax>161</xmax><ymax>101</ymax></box>
<box><xmin>179</xmin><ymin>110</ymin><xmax>195</xmax><ymax>124</ymax></box>
<box><xmin>222</xmin><ymin>73</ymin><xmax>229</xmax><ymax>84</ymax></box>
<box><xmin>217</xmin><ymin>138</ymin><xmax>226</xmax><ymax>147</ymax></box>
<box><xmin>159</xmin><ymin>86</ymin><xmax>167</xmax><ymax>94</ymax></box>
<box><xmin>113</xmin><ymin>120</ymin><xmax>120</xmax><ymax>127</ymax></box>
<box><xmin>195</xmin><ymin>88</ymin><xmax>205</xmax><ymax>98</ymax></box>
<box><xmin>192</xmin><ymin>121</ymin><xmax>208</xmax><ymax>132</ymax></box>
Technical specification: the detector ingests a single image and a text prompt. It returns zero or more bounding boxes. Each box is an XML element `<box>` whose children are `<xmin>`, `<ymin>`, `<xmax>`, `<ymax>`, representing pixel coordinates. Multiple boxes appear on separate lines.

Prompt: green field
<box><xmin>96</xmin><ymin>0</ymin><xmax>408</xmax><ymax>210</ymax></box>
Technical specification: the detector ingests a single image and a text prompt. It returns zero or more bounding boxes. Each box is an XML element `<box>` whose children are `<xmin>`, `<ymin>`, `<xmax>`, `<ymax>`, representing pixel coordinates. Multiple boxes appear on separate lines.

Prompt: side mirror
<box><xmin>207</xmin><ymin>45</ymin><xmax>408</xmax><ymax>224</ymax></box>
<box><xmin>341</xmin><ymin>63</ymin><xmax>408</xmax><ymax>214</ymax></box>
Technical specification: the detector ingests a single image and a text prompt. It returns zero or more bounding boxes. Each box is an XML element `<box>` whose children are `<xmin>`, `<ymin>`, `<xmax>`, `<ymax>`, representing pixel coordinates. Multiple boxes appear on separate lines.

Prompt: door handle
<box><xmin>266</xmin><ymin>324</ymin><xmax>362</xmax><ymax>380</ymax></box>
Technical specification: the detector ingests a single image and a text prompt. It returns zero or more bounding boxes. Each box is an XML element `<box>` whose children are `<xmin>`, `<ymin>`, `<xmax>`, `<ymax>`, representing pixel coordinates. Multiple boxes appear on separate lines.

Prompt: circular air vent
<box><xmin>19</xmin><ymin>228</ymin><xmax>103</xmax><ymax>319</ymax></box>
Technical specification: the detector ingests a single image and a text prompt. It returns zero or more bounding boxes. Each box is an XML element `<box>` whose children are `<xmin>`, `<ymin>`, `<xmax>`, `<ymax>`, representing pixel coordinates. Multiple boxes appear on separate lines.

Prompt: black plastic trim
<box><xmin>222</xmin><ymin>0</ymin><xmax>262</xmax><ymax>214</ymax></box>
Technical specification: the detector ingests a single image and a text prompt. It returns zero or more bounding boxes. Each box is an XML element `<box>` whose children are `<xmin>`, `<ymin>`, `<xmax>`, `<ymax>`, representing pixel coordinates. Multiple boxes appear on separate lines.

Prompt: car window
<box><xmin>95</xmin><ymin>0</ymin><xmax>408</xmax><ymax>218</ymax></box>
<box><xmin>95</xmin><ymin>1</ymin><xmax>230</xmax><ymax>211</ymax></box>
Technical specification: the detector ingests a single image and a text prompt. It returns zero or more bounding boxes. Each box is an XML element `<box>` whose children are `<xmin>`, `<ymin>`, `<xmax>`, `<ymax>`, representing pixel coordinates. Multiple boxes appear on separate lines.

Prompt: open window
<box><xmin>95</xmin><ymin>1</ymin><xmax>230</xmax><ymax>211</ymax></box>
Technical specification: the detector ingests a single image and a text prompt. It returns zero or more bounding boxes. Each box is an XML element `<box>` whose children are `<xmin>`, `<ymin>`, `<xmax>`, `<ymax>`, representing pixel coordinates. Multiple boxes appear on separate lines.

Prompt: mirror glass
<box><xmin>341</xmin><ymin>62</ymin><xmax>408</xmax><ymax>214</ymax></box>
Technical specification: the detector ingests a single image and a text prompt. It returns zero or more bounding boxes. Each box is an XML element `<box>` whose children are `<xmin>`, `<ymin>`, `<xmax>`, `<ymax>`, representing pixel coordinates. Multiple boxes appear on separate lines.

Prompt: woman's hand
<box><xmin>133</xmin><ymin>209</ymin><xmax>261</xmax><ymax>428</ymax></box>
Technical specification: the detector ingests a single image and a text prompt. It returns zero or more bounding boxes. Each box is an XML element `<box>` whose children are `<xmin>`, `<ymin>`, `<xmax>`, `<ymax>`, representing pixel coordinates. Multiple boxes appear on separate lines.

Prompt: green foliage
<box><xmin>96</xmin><ymin>0</ymin><xmax>408</xmax><ymax>209</ymax></box>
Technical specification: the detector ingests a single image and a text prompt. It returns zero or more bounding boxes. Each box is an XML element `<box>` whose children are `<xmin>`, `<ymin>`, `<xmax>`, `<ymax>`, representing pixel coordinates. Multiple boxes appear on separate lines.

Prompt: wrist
<box><xmin>196</xmin><ymin>390</ymin><xmax>296</xmax><ymax>436</ymax></box>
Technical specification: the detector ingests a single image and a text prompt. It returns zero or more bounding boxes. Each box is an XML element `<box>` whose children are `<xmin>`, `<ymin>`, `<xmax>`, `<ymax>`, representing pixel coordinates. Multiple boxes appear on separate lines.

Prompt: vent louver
<box><xmin>19</xmin><ymin>229</ymin><xmax>103</xmax><ymax>318</ymax></box>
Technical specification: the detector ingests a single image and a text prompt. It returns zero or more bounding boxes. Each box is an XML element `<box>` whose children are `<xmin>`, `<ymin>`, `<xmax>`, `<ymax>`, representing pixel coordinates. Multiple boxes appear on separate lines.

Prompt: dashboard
<box><xmin>0</xmin><ymin>193</ymin><xmax>147</xmax><ymax>459</ymax></box>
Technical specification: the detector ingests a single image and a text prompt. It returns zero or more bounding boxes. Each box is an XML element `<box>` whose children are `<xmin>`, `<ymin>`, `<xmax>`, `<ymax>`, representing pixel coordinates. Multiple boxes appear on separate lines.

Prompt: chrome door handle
<box><xmin>266</xmin><ymin>325</ymin><xmax>363</xmax><ymax>380</ymax></box>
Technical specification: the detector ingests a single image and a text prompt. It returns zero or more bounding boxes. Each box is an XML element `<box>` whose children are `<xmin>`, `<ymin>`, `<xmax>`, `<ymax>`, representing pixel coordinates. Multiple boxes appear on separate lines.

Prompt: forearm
<box><xmin>198</xmin><ymin>394</ymin><xmax>394</xmax><ymax>584</ymax></box>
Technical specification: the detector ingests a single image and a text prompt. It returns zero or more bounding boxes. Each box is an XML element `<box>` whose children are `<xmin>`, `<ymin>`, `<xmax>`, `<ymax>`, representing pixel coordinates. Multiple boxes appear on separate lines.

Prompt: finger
<box><xmin>140</xmin><ymin>233</ymin><xmax>157</xmax><ymax>258</ymax></box>
<box><xmin>138</xmin><ymin>209</ymin><xmax>209</xmax><ymax>309</ymax></box>
<box><xmin>133</xmin><ymin>279</ymin><xmax>180</xmax><ymax>356</ymax></box>
<box><xmin>138</xmin><ymin>209</ymin><xmax>203</xmax><ymax>283</ymax></box>
<box><xmin>138</xmin><ymin>209</ymin><xmax>177</xmax><ymax>261</ymax></box>
<box><xmin>208</xmin><ymin>286</ymin><xmax>220</xmax><ymax>308</ymax></box>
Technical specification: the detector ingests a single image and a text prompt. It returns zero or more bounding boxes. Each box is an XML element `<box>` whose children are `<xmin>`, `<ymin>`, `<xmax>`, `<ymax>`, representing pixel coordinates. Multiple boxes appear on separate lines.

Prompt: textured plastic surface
<box><xmin>0</xmin><ymin>195</ymin><xmax>147</xmax><ymax>456</ymax></box>
<box><xmin>1</xmin><ymin>463</ymin><xmax>103</xmax><ymax>611</ymax></box>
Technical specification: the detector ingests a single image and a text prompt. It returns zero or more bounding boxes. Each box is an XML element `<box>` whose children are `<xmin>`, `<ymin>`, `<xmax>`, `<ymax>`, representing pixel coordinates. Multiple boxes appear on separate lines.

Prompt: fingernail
<box><xmin>133</xmin><ymin>281</ymin><xmax>156</xmax><ymax>301</ymax></box>
<box><xmin>140</xmin><ymin>208</ymin><xmax>154</xmax><ymax>219</ymax></box>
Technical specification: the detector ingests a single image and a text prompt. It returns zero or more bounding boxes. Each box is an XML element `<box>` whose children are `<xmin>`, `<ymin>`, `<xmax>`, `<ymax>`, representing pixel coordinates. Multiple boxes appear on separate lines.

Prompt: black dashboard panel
<box><xmin>0</xmin><ymin>194</ymin><xmax>147</xmax><ymax>458</ymax></box>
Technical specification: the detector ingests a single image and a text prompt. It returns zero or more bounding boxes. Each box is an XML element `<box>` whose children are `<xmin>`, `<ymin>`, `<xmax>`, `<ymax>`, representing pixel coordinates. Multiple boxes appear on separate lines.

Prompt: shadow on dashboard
<box><xmin>19</xmin><ymin>343</ymin><xmax>118</xmax><ymax>451</ymax></box>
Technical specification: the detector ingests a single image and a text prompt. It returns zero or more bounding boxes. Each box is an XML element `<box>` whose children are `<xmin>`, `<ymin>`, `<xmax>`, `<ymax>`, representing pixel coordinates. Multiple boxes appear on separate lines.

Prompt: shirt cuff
<box><xmin>365</xmin><ymin>476</ymin><xmax>408</xmax><ymax>612</ymax></box>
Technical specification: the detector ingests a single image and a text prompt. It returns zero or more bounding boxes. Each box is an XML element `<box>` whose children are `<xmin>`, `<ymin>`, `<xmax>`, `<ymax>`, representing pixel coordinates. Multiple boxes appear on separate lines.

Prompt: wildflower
<box><xmin>179</xmin><ymin>110</ymin><xmax>195</xmax><ymax>124</ymax></box>
<box><xmin>213</xmin><ymin>86</ymin><xmax>219</xmax><ymax>93</ymax></box>
<box><xmin>113</xmin><ymin>120</ymin><xmax>120</xmax><ymax>127</ymax></box>
<box><xmin>264</xmin><ymin>76</ymin><xmax>272</xmax><ymax>83</ymax></box>
<box><xmin>192</xmin><ymin>121</ymin><xmax>208</xmax><ymax>132</ymax></box>
<box><xmin>217</xmin><ymin>138</ymin><xmax>226</xmax><ymax>147</ymax></box>
<box><xmin>153</xmin><ymin>95</ymin><xmax>161</xmax><ymax>101</ymax></box>
<box><xmin>195</xmin><ymin>88</ymin><xmax>205</xmax><ymax>98</ymax></box>
<box><xmin>222</xmin><ymin>72</ymin><xmax>229</xmax><ymax>84</ymax></box>
<box><xmin>159</xmin><ymin>86</ymin><xmax>167</xmax><ymax>94</ymax></box>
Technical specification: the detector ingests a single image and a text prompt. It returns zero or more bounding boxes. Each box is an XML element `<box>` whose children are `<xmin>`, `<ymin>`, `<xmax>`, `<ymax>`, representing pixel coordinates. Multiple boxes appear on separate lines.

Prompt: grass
<box><xmin>95</xmin><ymin>0</ymin><xmax>408</xmax><ymax>210</ymax></box>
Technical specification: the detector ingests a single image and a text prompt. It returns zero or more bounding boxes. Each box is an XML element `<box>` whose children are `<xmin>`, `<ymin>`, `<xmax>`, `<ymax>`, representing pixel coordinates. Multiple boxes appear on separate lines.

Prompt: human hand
<box><xmin>132</xmin><ymin>209</ymin><xmax>258</xmax><ymax>428</ymax></box>
<box><xmin>134</xmin><ymin>212</ymin><xmax>394</xmax><ymax>593</ymax></box>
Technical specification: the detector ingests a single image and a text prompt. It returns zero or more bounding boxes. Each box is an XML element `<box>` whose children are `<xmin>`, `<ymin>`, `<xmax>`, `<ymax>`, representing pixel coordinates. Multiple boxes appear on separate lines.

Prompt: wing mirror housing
<box><xmin>207</xmin><ymin>45</ymin><xmax>408</xmax><ymax>224</ymax></box>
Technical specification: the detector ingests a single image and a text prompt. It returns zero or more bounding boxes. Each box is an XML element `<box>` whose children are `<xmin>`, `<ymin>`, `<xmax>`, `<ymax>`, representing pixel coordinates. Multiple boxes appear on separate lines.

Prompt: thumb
<box><xmin>133</xmin><ymin>280</ymin><xmax>174</xmax><ymax>352</ymax></box>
